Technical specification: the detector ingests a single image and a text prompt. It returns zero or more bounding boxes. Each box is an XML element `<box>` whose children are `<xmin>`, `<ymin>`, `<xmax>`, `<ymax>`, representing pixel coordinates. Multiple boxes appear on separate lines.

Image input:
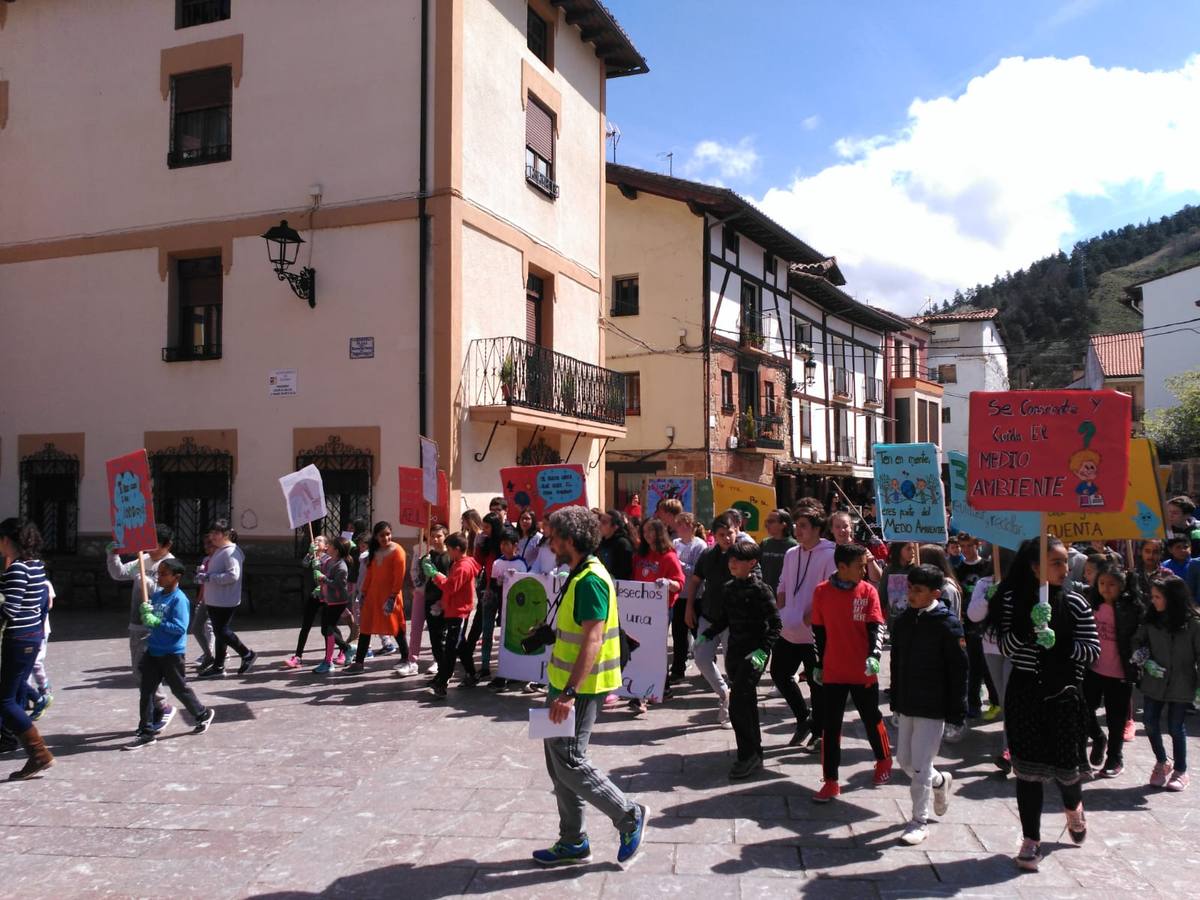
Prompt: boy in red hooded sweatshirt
<box><xmin>428</xmin><ymin>533</ymin><xmax>483</xmax><ymax>698</ymax></box>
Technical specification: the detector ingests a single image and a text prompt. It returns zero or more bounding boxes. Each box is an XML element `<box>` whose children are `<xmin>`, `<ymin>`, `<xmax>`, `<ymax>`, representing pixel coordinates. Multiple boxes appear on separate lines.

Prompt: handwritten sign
<box><xmin>948</xmin><ymin>451</ymin><xmax>1040</xmax><ymax>548</ymax></box>
<box><xmin>398</xmin><ymin>466</ymin><xmax>449</xmax><ymax>528</ymax></box>
<box><xmin>106</xmin><ymin>450</ymin><xmax>158</xmax><ymax>553</ymax></box>
<box><xmin>873</xmin><ymin>443</ymin><xmax>948</xmax><ymax>542</ymax></box>
<box><xmin>646</xmin><ymin>477</ymin><xmax>694</xmax><ymax>515</ymax></box>
<box><xmin>279</xmin><ymin>464</ymin><xmax>327</xmax><ymax>530</ymax></box>
<box><xmin>500</xmin><ymin>464</ymin><xmax>587</xmax><ymax>522</ymax></box>
<box><xmin>419</xmin><ymin>437</ymin><xmax>439</xmax><ymax>505</ymax></box>
<box><xmin>1046</xmin><ymin>438</ymin><xmax>1168</xmax><ymax>541</ymax></box>
<box><xmin>711</xmin><ymin>475</ymin><xmax>777</xmax><ymax>540</ymax></box>
<box><xmin>614</xmin><ymin>580</ymin><xmax>669</xmax><ymax>704</ymax></box>
<box><xmin>967</xmin><ymin>390</ymin><xmax>1131</xmax><ymax>512</ymax></box>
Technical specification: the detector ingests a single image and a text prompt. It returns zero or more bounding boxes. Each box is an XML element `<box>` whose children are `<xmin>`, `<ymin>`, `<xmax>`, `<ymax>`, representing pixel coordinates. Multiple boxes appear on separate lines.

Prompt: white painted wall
<box><xmin>1141</xmin><ymin>266</ymin><xmax>1200</xmax><ymax>412</ymax></box>
<box><xmin>927</xmin><ymin>319</ymin><xmax>1009</xmax><ymax>455</ymax></box>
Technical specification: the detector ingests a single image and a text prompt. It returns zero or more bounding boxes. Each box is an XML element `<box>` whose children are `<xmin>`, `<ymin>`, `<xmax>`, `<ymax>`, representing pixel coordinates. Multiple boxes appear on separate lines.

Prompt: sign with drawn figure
<box><xmin>398</xmin><ymin>466</ymin><xmax>449</xmax><ymax>529</ymax></box>
<box><xmin>873</xmin><ymin>443</ymin><xmax>948</xmax><ymax>542</ymax></box>
<box><xmin>967</xmin><ymin>390</ymin><xmax>1132</xmax><ymax>512</ymax></box>
<box><xmin>1046</xmin><ymin>438</ymin><xmax>1168</xmax><ymax>542</ymax></box>
<box><xmin>497</xmin><ymin>572</ymin><xmax>558</xmax><ymax>683</ymax></box>
<box><xmin>645</xmin><ymin>477</ymin><xmax>694</xmax><ymax>515</ymax></box>
<box><xmin>499</xmin><ymin>464</ymin><xmax>588</xmax><ymax>522</ymax></box>
<box><xmin>279</xmin><ymin>464</ymin><xmax>327</xmax><ymax>530</ymax></box>
<box><xmin>106</xmin><ymin>450</ymin><xmax>158</xmax><ymax>554</ymax></box>
<box><xmin>419</xmin><ymin>436</ymin><xmax>439</xmax><ymax>505</ymax></box>
<box><xmin>614</xmin><ymin>580</ymin><xmax>669</xmax><ymax>704</ymax></box>
<box><xmin>710</xmin><ymin>475</ymin><xmax>777</xmax><ymax>540</ymax></box>
<box><xmin>948</xmin><ymin>451</ymin><xmax>1041</xmax><ymax>549</ymax></box>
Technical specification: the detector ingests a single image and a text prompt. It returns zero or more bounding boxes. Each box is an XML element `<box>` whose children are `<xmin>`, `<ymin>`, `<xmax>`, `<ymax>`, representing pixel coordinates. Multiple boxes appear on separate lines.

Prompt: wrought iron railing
<box><xmin>168</xmin><ymin>142</ymin><xmax>231</xmax><ymax>169</ymax></box>
<box><xmin>837</xmin><ymin>434</ymin><xmax>856</xmax><ymax>462</ymax></box>
<box><xmin>465</xmin><ymin>336</ymin><xmax>626</xmax><ymax>427</ymax></box>
<box><xmin>865</xmin><ymin>376</ymin><xmax>883</xmax><ymax>404</ymax></box>
<box><xmin>742</xmin><ymin>414</ymin><xmax>785</xmax><ymax>450</ymax></box>
<box><xmin>163</xmin><ymin>344</ymin><xmax>222</xmax><ymax>362</ymax></box>
<box><xmin>526</xmin><ymin>165</ymin><xmax>560</xmax><ymax>199</ymax></box>
<box><xmin>833</xmin><ymin>367</ymin><xmax>854</xmax><ymax>400</ymax></box>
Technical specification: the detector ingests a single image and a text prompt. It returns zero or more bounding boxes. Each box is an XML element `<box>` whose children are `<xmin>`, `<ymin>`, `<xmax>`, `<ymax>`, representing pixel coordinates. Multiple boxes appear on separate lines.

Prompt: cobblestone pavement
<box><xmin>0</xmin><ymin>611</ymin><xmax>1197</xmax><ymax>898</ymax></box>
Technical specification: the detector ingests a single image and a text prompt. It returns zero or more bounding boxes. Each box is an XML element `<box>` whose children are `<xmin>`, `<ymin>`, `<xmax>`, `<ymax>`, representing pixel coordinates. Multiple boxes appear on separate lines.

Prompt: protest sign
<box><xmin>500</xmin><ymin>464</ymin><xmax>587</xmax><ymax>522</ymax></box>
<box><xmin>967</xmin><ymin>390</ymin><xmax>1131</xmax><ymax>512</ymax></box>
<box><xmin>948</xmin><ymin>451</ymin><xmax>1040</xmax><ymax>549</ymax></box>
<box><xmin>710</xmin><ymin>475</ymin><xmax>776</xmax><ymax>540</ymax></box>
<box><xmin>279</xmin><ymin>464</ymin><xmax>327</xmax><ymax>530</ymax></box>
<box><xmin>398</xmin><ymin>466</ymin><xmax>449</xmax><ymax>528</ymax></box>
<box><xmin>614</xmin><ymin>579</ymin><xmax>669</xmax><ymax>703</ymax></box>
<box><xmin>419</xmin><ymin>437</ymin><xmax>439</xmax><ymax>505</ymax></box>
<box><xmin>873</xmin><ymin>443</ymin><xmax>948</xmax><ymax>542</ymax></box>
<box><xmin>497</xmin><ymin>572</ymin><xmax>557</xmax><ymax>683</ymax></box>
<box><xmin>106</xmin><ymin>450</ymin><xmax>158</xmax><ymax>554</ymax></box>
<box><xmin>645</xmin><ymin>477</ymin><xmax>694</xmax><ymax>515</ymax></box>
<box><xmin>1046</xmin><ymin>438</ymin><xmax>1168</xmax><ymax>542</ymax></box>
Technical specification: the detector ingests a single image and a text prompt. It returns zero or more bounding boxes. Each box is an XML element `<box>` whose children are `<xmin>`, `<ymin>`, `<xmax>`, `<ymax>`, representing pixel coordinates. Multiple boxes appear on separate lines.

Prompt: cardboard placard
<box><xmin>710</xmin><ymin>475</ymin><xmax>776</xmax><ymax>540</ymax></box>
<box><xmin>1046</xmin><ymin>438</ymin><xmax>1168</xmax><ymax>542</ymax></box>
<box><xmin>613</xmin><ymin>580</ymin><xmax>669</xmax><ymax>704</ymax></box>
<box><xmin>500</xmin><ymin>464</ymin><xmax>587</xmax><ymax>522</ymax></box>
<box><xmin>419</xmin><ymin>437</ymin><xmax>439</xmax><ymax>505</ymax></box>
<box><xmin>645</xmin><ymin>477</ymin><xmax>694</xmax><ymax>515</ymax></box>
<box><xmin>279</xmin><ymin>464</ymin><xmax>327</xmax><ymax>530</ymax></box>
<box><xmin>497</xmin><ymin>572</ymin><xmax>557</xmax><ymax>683</ymax></box>
<box><xmin>948</xmin><ymin>451</ymin><xmax>1040</xmax><ymax>548</ymax></box>
<box><xmin>398</xmin><ymin>466</ymin><xmax>449</xmax><ymax>528</ymax></box>
<box><xmin>967</xmin><ymin>390</ymin><xmax>1131</xmax><ymax>511</ymax></box>
<box><xmin>873</xmin><ymin>443</ymin><xmax>948</xmax><ymax>542</ymax></box>
<box><xmin>106</xmin><ymin>450</ymin><xmax>158</xmax><ymax>553</ymax></box>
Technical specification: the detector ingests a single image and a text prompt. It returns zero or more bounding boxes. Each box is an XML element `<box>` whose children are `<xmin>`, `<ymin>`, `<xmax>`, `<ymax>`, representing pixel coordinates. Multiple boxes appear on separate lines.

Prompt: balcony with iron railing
<box><xmin>738</xmin><ymin>410</ymin><xmax>786</xmax><ymax>453</ymax></box>
<box><xmin>865</xmin><ymin>376</ymin><xmax>883</xmax><ymax>405</ymax></box>
<box><xmin>836</xmin><ymin>434</ymin><xmax>856</xmax><ymax>463</ymax></box>
<box><xmin>464</xmin><ymin>336</ymin><xmax>627</xmax><ymax>438</ymax></box>
<box><xmin>832</xmin><ymin>367</ymin><xmax>854</xmax><ymax>401</ymax></box>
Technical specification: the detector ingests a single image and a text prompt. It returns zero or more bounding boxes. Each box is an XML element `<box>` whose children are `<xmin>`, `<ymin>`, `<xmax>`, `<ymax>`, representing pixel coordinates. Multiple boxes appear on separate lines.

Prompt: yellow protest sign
<box><xmin>1046</xmin><ymin>438</ymin><xmax>1167</xmax><ymax>542</ymax></box>
<box><xmin>711</xmin><ymin>474</ymin><xmax>777</xmax><ymax>540</ymax></box>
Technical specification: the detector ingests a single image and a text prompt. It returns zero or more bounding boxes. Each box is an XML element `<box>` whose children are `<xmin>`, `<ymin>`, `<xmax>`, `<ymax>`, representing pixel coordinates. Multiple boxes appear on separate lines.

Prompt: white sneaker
<box><xmin>933</xmin><ymin>771</ymin><xmax>952</xmax><ymax>817</ymax></box>
<box><xmin>393</xmin><ymin>661</ymin><xmax>419</xmax><ymax>677</ymax></box>
<box><xmin>425</xmin><ymin>662</ymin><xmax>439</xmax><ymax>677</ymax></box>
<box><xmin>717</xmin><ymin>700</ymin><xmax>732</xmax><ymax>730</ymax></box>
<box><xmin>900</xmin><ymin>821</ymin><xmax>928</xmax><ymax>845</ymax></box>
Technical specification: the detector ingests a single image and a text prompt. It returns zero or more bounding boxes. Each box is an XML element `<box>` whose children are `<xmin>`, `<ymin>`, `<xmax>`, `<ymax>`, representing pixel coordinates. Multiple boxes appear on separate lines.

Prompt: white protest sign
<box><xmin>614</xmin><ymin>580</ymin><xmax>669</xmax><ymax>704</ymax></box>
<box><xmin>280</xmin><ymin>464</ymin><xmax>327</xmax><ymax>530</ymax></box>
<box><xmin>420</xmin><ymin>436</ymin><xmax>439</xmax><ymax>505</ymax></box>
<box><xmin>497</xmin><ymin>572</ymin><xmax>558</xmax><ymax>683</ymax></box>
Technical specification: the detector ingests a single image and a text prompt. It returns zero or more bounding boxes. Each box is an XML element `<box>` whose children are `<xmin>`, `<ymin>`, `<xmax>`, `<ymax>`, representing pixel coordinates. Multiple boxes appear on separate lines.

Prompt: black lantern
<box><xmin>800</xmin><ymin>348</ymin><xmax>818</xmax><ymax>386</ymax></box>
<box><xmin>261</xmin><ymin>219</ymin><xmax>316</xmax><ymax>308</ymax></box>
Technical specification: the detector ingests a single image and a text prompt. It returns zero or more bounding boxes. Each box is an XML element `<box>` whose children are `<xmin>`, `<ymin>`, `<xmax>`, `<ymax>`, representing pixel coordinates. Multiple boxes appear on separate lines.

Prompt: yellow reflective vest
<box><xmin>547</xmin><ymin>557</ymin><xmax>622</xmax><ymax>695</ymax></box>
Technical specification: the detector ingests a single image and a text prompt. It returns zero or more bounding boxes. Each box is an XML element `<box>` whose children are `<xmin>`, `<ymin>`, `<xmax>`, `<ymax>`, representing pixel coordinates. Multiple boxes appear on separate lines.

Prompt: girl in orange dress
<box><xmin>344</xmin><ymin>521</ymin><xmax>408</xmax><ymax>674</ymax></box>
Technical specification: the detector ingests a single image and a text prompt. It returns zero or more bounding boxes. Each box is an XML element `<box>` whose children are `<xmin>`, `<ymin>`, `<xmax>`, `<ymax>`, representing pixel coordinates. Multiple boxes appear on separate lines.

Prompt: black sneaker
<box><xmin>197</xmin><ymin>665</ymin><xmax>225</xmax><ymax>679</ymax></box>
<box><xmin>123</xmin><ymin>731</ymin><xmax>157</xmax><ymax>751</ymax></box>
<box><xmin>1089</xmin><ymin>733</ymin><xmax>1107</xmax><ymax>769</ymax></box>
<box><xmin>431</xmin><ymin>682</ymin><xmax>448</xmax><ymax>699</ymax></box>
<box><xmin>193</xmin><ymin>708</ymin><xmax>216</xmax><ymax>734</ymax></box>
<box><xmin>789</xmin><ymin>722</ymin><xmax>813</xmax><ymax>747</ymax></box>
<box><xmin>237</xmin><ymin>650</ymin><xmax>258</xmax><ymax>676</ymax></box>
<box><xmin>729</xmin><ymin>753</ymin><xmax>763</xmax><ymax>780</ymax></box>
<box><xmin>523</xmin><ymin>682</ymin><xmax>547</xmax><ymax>694</ymax></box>
<box><xmin>457</xmin><ymin>674</ymin><xmax>479</xmax><ymax>689</ymax></box>
<box><xmin>487</xmin><ymin>677</ymin><xmax>508</xmax><ymax>691</ymax></box>
<box><xmin>803</xmin><ymin>733</ymin><xmax>822</xmax><ymax>753</ymax></box>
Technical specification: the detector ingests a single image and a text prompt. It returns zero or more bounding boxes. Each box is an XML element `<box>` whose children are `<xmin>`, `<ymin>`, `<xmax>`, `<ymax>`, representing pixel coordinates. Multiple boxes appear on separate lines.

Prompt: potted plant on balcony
<box><xmin>740</xmin><ymin>406</ymin><xmax>757</xmax><ymax>447</ymax></box>
<box><xmin>499</xmin><ymin>354</ymin><xmax>515</xmax><ymax>403</ymax></box>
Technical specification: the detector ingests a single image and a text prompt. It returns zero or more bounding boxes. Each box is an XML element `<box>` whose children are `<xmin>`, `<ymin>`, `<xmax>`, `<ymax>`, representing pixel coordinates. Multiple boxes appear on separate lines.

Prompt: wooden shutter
<box><xmin>526</xmin><ymin>275</ymin><xmax>543</xmax><ymax>345</ymax></box>
<box><xmin>526</xmin><ymin>99</ymin><xmax>554</xmax><ymax>161</ymax></box>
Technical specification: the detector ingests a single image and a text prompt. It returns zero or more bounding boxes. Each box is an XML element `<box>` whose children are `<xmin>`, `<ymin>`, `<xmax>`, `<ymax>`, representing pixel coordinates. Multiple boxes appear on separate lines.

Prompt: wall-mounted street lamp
<box><xmin>261</xmin><ymin>219</ymin><xmax>316</xmax><ymax>308</ymax></box>
<box><xmin>799</xmin><ymin>346</ymin><xmax>818</xmax><ymax>386</ymax></box>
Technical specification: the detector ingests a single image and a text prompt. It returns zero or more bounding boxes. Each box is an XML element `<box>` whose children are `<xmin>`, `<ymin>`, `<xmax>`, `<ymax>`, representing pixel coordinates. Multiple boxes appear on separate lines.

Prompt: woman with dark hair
<box><xmin>345</xmin><ymin>522</ymin><xmax>408</xmax><ymax>674</ymax></box>
<box><xmin>629</xmin><ymin>517</ymin><xmax>686</xmax><ymax>712</ymax></box>
<box><xmin>880</xmin><ymin>542</ymin><xmax>916</xmax><ymax>621</ymax></box>
<box><xmin>1133</xmin><ymin>574</ymin><xmax>1200</xmax><ymax>791</ymax></box>
<box><xmin>0</xmin><ymin>519</ymin><xmax>54</xmax><ymax>779</ymax></box>
<box><xmin>197</xmin><ymin>520</ymin><xmax>255</xmax><ymax>678</ymax></box>
<box><xmin>516</xmin><ymin>508</ymin><xmax>542</xmax><ymax>570</ymax></box>
<box><xmin>999</xmin><ymin>536</ymin><xmax>1099</xmax><ymax>871</ymax></box>
<box><xmin>597</xmin><ymin>509</ymin><xmax>634</xmax><ymax>581</ymax></box>
<box><xmin>760</xmin><ymin>509</ymin><xmax>797</xmax><ymax>593</ymax></box>
<box><xmin>1083</xmin><ymin>564</ymin><xmax>1143</xmax><ymax>777</ymax></box>
<box><xmin>918</xmin><ymin>545</ymin><xmax>962</xmax><ymax>618</ymax></box>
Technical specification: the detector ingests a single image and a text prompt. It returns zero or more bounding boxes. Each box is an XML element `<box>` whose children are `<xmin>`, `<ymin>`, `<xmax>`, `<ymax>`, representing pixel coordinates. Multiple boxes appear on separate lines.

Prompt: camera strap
<box><xmin>541</xmin><ymin>558</ymin><xmax>591</xmax><ymax>626</ymax></box>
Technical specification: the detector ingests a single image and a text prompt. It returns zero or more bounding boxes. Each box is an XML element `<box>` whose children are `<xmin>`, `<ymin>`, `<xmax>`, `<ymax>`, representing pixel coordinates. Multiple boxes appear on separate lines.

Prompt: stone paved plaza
<box><xmin>1</xmin><ymin>610</ymin><xmax>1197</xmax><ymax>899</ymax></box>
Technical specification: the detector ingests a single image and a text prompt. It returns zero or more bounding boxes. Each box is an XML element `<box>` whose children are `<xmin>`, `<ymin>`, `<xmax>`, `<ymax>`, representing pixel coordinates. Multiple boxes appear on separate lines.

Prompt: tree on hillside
<box><xmin>1145</xmin><ymin>370</ymin><xmax>1200</xmax><ymax>462</ymax></box>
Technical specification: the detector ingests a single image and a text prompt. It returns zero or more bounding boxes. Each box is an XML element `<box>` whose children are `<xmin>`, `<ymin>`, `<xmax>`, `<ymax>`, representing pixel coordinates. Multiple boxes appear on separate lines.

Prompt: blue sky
<box><xmin>604</xmin><ymin>0</ymin><xmax>1200</xmax><ymax>312</ymax></box>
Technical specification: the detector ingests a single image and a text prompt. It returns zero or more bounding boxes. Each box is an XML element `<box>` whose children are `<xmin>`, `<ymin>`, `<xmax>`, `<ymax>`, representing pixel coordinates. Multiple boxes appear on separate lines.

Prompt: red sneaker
<box><xmin>812</xmin><ymin>780</ymin><xmax>841</xmax><ymax>803</ymax></box>
<box><xmin>873</xmin><ymin>758</ymin><xmax>893</xmax><ymax>786</ymax></box>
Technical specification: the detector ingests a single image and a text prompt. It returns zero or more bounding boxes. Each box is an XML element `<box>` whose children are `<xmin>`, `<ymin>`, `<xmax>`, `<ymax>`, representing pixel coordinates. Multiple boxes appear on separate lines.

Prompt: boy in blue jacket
<box><xmin>127</xmin><ymin>560</ymin><xmax>215</xmax><ymax>749</ymax></box>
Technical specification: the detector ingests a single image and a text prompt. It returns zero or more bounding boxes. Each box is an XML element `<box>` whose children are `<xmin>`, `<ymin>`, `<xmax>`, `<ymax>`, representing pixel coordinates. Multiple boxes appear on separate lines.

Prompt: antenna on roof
<box><xmin>605</xmin><ymin>121</ymin><xmax>622</xmax><ymax>163</ymax></box>
<box><xmin>657</xmin><ymin>151</ymin><xmax>674</xmax><ymax>176</ymax></box>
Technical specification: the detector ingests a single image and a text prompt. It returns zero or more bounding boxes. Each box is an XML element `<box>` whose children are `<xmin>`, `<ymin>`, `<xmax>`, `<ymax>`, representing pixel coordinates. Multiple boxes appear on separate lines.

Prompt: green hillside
<box><xmin>941</xmin><ymin>204</ymin><xmax>1200</xmax><ymax>388</ymax></box>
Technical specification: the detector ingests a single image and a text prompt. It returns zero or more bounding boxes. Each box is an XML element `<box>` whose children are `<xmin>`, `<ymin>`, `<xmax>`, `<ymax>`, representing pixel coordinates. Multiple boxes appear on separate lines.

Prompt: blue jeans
<box><xmin>0</xmin><ymin>637</ymin><xmax>42</xmax><ymax>734</ymax></box>
<box><xmin>1143</xmin><ymin>696</ymin><xmax>1188</xmax><ymax>772</ymax></box>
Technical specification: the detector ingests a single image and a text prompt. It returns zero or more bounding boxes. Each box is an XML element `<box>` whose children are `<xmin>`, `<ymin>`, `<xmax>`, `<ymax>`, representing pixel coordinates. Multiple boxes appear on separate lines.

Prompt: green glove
<box><xmin>314</xmin><ymin>571</ymin><xmax>325</xmax><ymax>583</ymax></box>
<box><xmin>1030</xmin><ymin>600</ymin><xmax>1052</xmax><ymax>628</ymax></box>
<box><xmin>309</xmin><ymin>542</ymin><xmax>318</xmax><ymax>555</ymax></box>
<box><xmin>865</xmin><ymin>657</ymin><xmax>881</xmax><ymax>677</ymax></box>
<box><xmin>139</xmin><ymin>604</ymin><xmax>162</xmax><ymax>628</ymax></box>
<box><xmin>106</xmin><ymin>541</ymin><xmax>119</xmax><ymax>555</ymax></box>
<box><xmin>421</xmin><ymin>558</ymin><xmax>439</xmax><ymax>580</ymax></box>
<box><xmin>812</xmin><ymin>666</ymin><xmax>823</xmax><ymax>686</ymax></box>
<box><xmin>695</xmin><ymin>633</ymin><xmax>710</xmax><ymax>646</ymax></box>
<box><xmin>747</xmin><ymin>649</ymin><xmax>768</xmax><ymax>673</ymax></box>
<box><xmin>1035</xmin><ymin>627</ymin><xmax>1056</xmax><ymax>649</ymax></box>
<box><xmin>1144</xmin><ymin>659</ymin><xmax>1166</xmax><ymax>679</ymax></box>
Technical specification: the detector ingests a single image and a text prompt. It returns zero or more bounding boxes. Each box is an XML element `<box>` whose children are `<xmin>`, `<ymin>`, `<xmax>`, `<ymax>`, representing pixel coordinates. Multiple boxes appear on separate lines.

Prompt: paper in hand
<box><xmin>529</xmin><ymin>707</ymin><xmax>575</xmax><ymax>739</ymax></box>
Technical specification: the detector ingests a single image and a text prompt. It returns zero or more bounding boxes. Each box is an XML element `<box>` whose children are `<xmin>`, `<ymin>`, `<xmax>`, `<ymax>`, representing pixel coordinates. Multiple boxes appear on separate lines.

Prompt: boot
<box><xmin>9</xmin><ymin>725</ymin><xmax>54</xmax><ymax>780</ymax></box>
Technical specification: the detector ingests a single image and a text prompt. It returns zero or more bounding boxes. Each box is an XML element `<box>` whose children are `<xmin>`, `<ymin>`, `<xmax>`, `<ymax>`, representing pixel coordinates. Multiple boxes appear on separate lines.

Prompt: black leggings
<box><xmin>320</xmin><ymin>604</ymin><xmax>352</xmax><ymax>651</ymax></box>
<box><xmin>1084</xmin><ymin>670</ymin><xmax>1133</xmax><ymax>766</ymax></box>
<box><xmin>207</xmin><ymin>606</ymin><xmax>250</xmax><ymax>668</ymax></box>
<box><xmin>670</xmin><ymin>598</ymin><xmax>692</xmax><ymax>679</ymax></box>
<box><xmin>770</xmin><ymin>638</ymin><xmax>821</xmax><ymax>730</ymax></box>
<box><xmin>1016</xmin><ymin>778</ymin><xmax>1082</xmax><ymax>842</ymax></box>
<box><xmin>967</xmin><ymin>633</ymin><xmax>998</xmax><ymax>710</ymax></box>
<box><xmin>821</xmin><ymin>682</ymin><xmax>891</xmax><ymax>782</ymax></box>
<box><xmin>295</xmin><ymin>593</ymin><xmax>322</xmax><ymax>657</ymax></box>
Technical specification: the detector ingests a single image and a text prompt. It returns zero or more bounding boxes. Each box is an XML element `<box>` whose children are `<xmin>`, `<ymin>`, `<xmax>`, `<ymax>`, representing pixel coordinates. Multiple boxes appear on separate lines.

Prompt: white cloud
<box><xmin>682</xmin><ymin>137</ymin><xmax>759</xmax><ymax>183</ymax></box>
<box><xmin>757</xmin><ymin>54</ymin><xmax>1200</xmax><ymax>313</ymax></box>
<box><xmin>801</xmin><ymin>115</ymin><xmax>821</xmax><ymax>131</ymax></box>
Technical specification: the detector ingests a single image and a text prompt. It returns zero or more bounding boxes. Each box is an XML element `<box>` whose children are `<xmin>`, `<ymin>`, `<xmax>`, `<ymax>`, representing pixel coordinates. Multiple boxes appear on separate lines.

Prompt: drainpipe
<box><xmin>702</xmin><ymin>218</ymin><xmax>712</xmax><ymax>479</ymax></box>
<box><xmin>822</xmin><ymin>311</ymin><xmax>831</xmax><ymax>465</ymax></box>
<box><xmin>418</xmin><ymin>0</ymin><xmax>430</xmax><ymax>440</ymax></box>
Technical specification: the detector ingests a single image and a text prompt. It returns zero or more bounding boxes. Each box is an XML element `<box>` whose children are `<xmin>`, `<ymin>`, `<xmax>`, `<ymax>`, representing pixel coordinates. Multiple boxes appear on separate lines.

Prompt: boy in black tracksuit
<box><xmin>698</xmin><ymin>540</ymin><xmax>781</xmax><ymax>780</ymax></box>
<box><xmin>890</xmin><ymin>564</ymin><xmax>968</xmax><ymax>845</ymax></box>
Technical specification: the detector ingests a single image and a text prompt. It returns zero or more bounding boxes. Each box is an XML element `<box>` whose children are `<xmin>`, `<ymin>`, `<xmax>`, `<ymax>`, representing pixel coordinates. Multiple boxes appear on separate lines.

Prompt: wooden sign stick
<box><xmin>136</xmin><ymin>551</ymin><xmax>151</xmax><ymax>608</ymax></box>
<box><xmin>911</xmin><ymin>541</ymin><xmax>921</xmax><ymax>568</ymax></box>
<box><xmin>993</xmin><ymin>552</ymin><xmax>1002</xmax><ymax>583</ymax></box>
<box><xmin>307</xmin><ymin>521</ymin><xmax>315</xmax><ymax>546</ymax></box>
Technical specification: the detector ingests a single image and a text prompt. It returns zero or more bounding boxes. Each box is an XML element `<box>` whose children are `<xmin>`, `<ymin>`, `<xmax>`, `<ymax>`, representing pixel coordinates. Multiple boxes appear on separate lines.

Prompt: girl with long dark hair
<box><xmin>1083</xmin><ymin>564</ymin><xmax>1143</xmax><ymax>777</ymax></box>
<box><xmin>597</xmin><ymin>509</ymin><xmax>634</xmax><ymax>580</ymax></box>
<box><xmin>345</xmin><ymin>522</ymin><xmax>408</xmax><ymax>674</ymax></box>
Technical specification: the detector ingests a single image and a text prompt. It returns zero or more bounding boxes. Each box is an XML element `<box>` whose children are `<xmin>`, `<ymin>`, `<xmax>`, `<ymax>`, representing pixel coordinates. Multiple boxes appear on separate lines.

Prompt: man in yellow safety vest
<box><xmin>531</xmin><ymin>506</ymin><xmax>648</xmax><ymax>868</ymax></box>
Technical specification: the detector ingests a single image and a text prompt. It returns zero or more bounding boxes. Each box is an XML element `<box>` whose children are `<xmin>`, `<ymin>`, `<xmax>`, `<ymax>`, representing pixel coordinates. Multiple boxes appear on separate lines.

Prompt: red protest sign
<box><xmin>499</xmin><ymin>464</ymin><xmax>587</xmax><ymax>523</ymax></box>
<box><xmin>967</xmin><ymin>390</ymin><xmax>1131</xmax><ymax>512</ymax></box>
<box><xmin>105</xmin><ymin>450</ymin><xmax>158</xmax><ymax>553</ymax></box>
<box><xmin>398</xmin><ymin>467</ymin><xmax>448</xmax><ymax>528</ymax></box>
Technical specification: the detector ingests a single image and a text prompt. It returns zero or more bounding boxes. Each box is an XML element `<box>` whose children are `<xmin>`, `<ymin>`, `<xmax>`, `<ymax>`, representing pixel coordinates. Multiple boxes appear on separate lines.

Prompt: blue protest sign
<box><xmin>948</xmin><ymin>451</ymin><xmax>1040</xmax><ymax>548</ymax></box>
<box><xmin>873</xmin><ymin>443</ymin><xmax>948</xmax><ymax>543</ymax></box>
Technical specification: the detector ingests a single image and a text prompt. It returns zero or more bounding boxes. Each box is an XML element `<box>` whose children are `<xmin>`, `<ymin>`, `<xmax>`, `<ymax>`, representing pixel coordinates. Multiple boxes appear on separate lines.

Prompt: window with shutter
<box><xmin>526</xmin><ymin>274</ymin><xmax>544</xmax><ymax>346</ymax></box>
<box><xmin>169</xmin><ymin>67</ymin><xmax>232</xmax><ymax>168</ymax></box>
<box><xmin>525</xmin><ymin>98</ymin><xmax>558</xmax><ymax>198</ymax></box>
